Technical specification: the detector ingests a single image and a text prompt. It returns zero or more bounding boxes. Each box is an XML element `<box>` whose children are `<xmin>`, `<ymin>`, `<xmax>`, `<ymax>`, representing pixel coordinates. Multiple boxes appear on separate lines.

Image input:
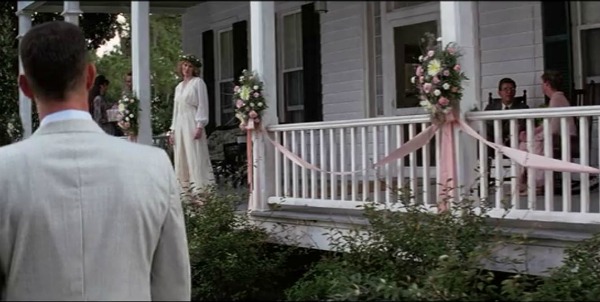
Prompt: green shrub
<box><xmin>182</xmin><ymin>186</ymin><xmax>299</xmax><ymax>301</ymax></box>
<box><xmin>285</xmin><ymin>188</ymin><xmax>527</xmax><ymax>301</ymax></box>
<box><xmin>522</xmin><ymin>232</ymin><xmax>600</xmax><ymax>301</ymax></box>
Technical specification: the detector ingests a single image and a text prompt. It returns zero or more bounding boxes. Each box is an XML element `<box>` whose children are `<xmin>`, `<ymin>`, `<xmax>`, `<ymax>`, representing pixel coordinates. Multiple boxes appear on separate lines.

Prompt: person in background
<box><xmin>518</xmin><ymin>70</ymin><xmax>576</xmax><ymax>194</ymax></box>
<box><xmin>89</xmin><ymin>75</ymin><xmax>115</xmax><ymax>135</ymax></box>
<box><xmin>484</xmin><ymin>78</ymin><xmax>529</xmax><ymax>146</ymax></box>
<box><xmin>168</xmin><ymin>54</ymin><xmax>215</xmax><ymax>193</ymax></box>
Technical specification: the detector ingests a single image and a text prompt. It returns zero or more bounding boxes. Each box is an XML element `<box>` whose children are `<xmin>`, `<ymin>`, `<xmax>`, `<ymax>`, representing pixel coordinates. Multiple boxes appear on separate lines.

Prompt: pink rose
<box><xmin>423</xmin><ymin>83</ymin><xmax>433</xmax><ymax>94</ymax></box>
<box><xmin>438</xmin><ymin>97</ymin><xmax>450</xmax><ymax>106</ymax></box>
<box><xmin>416</xmin><ymin>66</ymin><xmax>423</xmax><ymax>76</ymax></box>
<box><xmin>236</xmin><ymin>99</ymin><xmax>245</xmax><ymax>108</ymax></box>
<box><xmin>419</xmin><ymin>76</ymin><xmax>424</xmax><ymax>83</ymax></box>
<box><xmin>432</xmin><ymin>76</ymin><xmax>440</xmax><ymax>84</ymax></box>
<box><xmin>453</xmin><ymin>64</ymin><xmax>461</xmax><ymax>71</ymax></box>
<box><xmin>253</xmin><ymin>92</ymin><xmax>260</xmax><ymax>98</ymax></box>
<box><xmin>443</xmin><ymin>70</ymin><xmax>450</xmax><ymax>77</ymax></box>
<box><xmin>427</xmin><ymin>50</ymin><xmax>434</xmax><ymax>57</ymax></box>
<box><xmin>234</xmin><ymin>86</ymin><xmax>240</xmax><ymax>92</ymax></box>
<box><xmin>249</xmin><ymin>110</ymin><xmax>258</xmax><ymax>118</ymax></box>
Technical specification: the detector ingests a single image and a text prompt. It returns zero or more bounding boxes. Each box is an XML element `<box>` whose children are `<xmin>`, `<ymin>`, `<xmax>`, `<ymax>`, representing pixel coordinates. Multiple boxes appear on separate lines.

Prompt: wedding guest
<box><xmin>168</xmin><ymin>54</ymin><xmax>215</xmax><ymax>193</ymax></box>
<box><xmin>89</xmin><ymin>75</ymin><xmax>115</xmax><ymax>135</ymax></box>
<box><xmin>484</xmin><ymin>78</ymin><xmax>529</xmax><ymax>146</ymax></box>
<box><xmin>0</xmin><ymin>21</ymin><xmax>191</xmax><ymax>300</ymax></box>
<box><xmin>518</xmin><ymin>70</ymin><xmax>576</xmax><ymax>194</ymax></box>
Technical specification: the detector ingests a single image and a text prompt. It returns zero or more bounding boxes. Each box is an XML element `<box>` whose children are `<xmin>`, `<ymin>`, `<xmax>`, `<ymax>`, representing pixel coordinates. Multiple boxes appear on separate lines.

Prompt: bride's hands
<box><xmin>194</xmin><ymin>127</ymin><xmax>203</xmax><ymax>140</ymax></box>
<box><xmin>168</xmin><ymin>131</ymin><xmax>175</xmax><ymax>145</ymax></box>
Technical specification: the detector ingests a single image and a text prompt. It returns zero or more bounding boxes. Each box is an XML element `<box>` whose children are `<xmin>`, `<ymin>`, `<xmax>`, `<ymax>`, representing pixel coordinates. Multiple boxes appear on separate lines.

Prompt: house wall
<box><xmin>478</xmin><ymin>1</ymin><xmax>545</xmax><ymax>108</ymax></box>
<box><xmin>182</xmin><ymin>1</ymin><xmax>368</xmax><ymax>123</ymax></box>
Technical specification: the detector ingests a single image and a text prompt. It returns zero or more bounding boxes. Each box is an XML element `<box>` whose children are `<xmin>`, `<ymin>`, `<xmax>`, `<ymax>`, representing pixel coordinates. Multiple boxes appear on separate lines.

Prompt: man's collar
<box><xmin>40</xmin><ymin>109</ymin><xmax>93</xmax><ymax>127</ymax></box>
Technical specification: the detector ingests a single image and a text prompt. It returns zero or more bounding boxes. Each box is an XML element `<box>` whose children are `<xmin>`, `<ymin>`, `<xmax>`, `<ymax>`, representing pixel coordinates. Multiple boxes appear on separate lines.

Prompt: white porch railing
<box><xmin>263</xmin><ymin>105</ymin><xmax>600</xmax><ymax>224</ymax></box>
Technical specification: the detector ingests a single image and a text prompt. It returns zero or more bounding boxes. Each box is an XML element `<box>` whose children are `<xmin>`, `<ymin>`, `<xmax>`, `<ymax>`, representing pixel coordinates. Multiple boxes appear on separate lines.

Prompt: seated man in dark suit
<box><xmin>484</xmin><ymin>78</ymin><xmax>529</xmax><ymax>146</ymax></box>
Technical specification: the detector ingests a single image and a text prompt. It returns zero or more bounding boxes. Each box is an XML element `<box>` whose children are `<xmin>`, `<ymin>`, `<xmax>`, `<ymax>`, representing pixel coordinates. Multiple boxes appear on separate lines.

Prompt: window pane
<box><xmin>581</xmin><ymin>2</ymin><xmax>600</xmax><ymax>25</ymax></box>
<box><xmin>284</xmin><ymin>70</ymin><xmax>304</xmax><ymax>107</ymax></box>
<box><xmin>220</xmin><ymin>81</ymin><xmax>235</xmax><ymax>124</ymax></box>
<box><xmin>286</xmin><ymin>110</ymin><xmax>304</xmax><ymax>124</ymax></box>
<box><xmin>284</xmin><ymin>13</ymin><xmax>302</xmax><ymax>69</ymax></box>
<box><xmin>220</xmin><ymin>30</ymin><xmax>233</xmax><ymax>79</ymax></box>
<box><xmin>296</xmin><ymin>14</ymin><xmax>303</xmax><ymax>68</ymax></box>
<box><xmin>582</xmin><ymin>28</ymin><xmax>600</xmax><ymax>78</ymax></box>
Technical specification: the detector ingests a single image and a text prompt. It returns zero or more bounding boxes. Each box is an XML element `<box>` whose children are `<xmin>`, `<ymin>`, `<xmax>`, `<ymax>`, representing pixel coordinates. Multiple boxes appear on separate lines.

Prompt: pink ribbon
<box><xmin>259</xmin><ymin>114</ymin><xmax>600</xmax><ymax>212</ymax></box>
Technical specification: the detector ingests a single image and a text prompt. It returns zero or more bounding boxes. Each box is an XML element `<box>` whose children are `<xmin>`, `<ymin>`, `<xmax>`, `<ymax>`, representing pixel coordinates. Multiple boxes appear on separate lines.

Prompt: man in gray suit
<box><xmin>0</xmin><ymin>21</ymin><xmax>191</xmax><ymax>300</ymax></box>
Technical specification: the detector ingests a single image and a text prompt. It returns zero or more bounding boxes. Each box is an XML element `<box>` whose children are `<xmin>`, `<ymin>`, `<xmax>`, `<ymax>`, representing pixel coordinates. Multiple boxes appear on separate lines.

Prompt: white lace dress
<box><xmin>171</xmin><ymin>77</ymin><xmax>215</xmax><ymax>191</ymax></box>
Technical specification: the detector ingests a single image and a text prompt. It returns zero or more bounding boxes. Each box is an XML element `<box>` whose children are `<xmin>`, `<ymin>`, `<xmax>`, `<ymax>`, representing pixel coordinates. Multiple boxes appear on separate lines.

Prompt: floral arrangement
<box><xmin>179</xmin><ymin>54</ymin><xmax>202</xmax><ymax>68</ymax></box>
<box><xmin>412</xmin><ymin>32</ymin><xmax>468</xmax><ymax>123</ymax></box>
<box><xmin>116</xmin><ymin>92</ymin><xmax>140</xmax><ymax>136</ymax></box>
<box><xmin>233</xmin><ymin>69</ymin><xmax>268</xmax><ymax>129</ymax></box>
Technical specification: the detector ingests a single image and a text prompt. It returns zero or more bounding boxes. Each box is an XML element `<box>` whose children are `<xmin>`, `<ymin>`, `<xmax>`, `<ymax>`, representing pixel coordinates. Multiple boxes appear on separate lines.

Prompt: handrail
<box><xmin>467</xmin><ymin>105</ymin><xmax>600</xmax><ymax>121</ymax></box>
<box><xmin>268</xmin><ymin>114</ymin><xmax>431</xmax><ymax>131</ymax></box>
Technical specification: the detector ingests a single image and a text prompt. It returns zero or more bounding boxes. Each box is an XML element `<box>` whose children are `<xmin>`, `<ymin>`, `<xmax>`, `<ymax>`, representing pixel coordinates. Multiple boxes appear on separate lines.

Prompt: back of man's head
<box><xmin>20</xmin><ymin>21</ymin><xmax>88</xmax><ymax>102</ymax></box>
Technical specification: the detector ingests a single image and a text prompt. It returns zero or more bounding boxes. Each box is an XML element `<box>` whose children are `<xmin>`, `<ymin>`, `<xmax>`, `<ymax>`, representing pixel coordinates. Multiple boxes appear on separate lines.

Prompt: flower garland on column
<box><xmin>413</xmin><ymin>32</ymin><xmax>468</xmax><ymax>211</ymax></box>
<box><xmin>233</xmin><ymin>69</ymin><xmax>269</xmax><ymax>189</ymax></box>
<box><xmin>116</xmin><ymin>92</ymin><xmax>141</xmax><ymax>142</ymax></box>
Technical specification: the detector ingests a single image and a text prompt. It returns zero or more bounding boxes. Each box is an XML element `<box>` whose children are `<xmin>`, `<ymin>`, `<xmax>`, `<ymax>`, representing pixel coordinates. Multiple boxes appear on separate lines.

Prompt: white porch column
<box><xmin>440</xmin><ymin>1</ymin><xmax>481</xmax><ymax>198</ymax></box>
<box><xmin>131</xmin><ymin>1</ymin><xmax>152</xmax><ymax>145</ymax></box>
<box><xmin>249</xmin><ymin>1</ymin><xmax>278</xmax><ymax>211</ymax></box>
<box><xmin>16</xmin><ymin>8</ymin><xmax>32</xmax><ymax>138</ymax></box>
<box><xmin>61</xmin><ymin>1</ymin><xmax>82</xmax><ymax>25</ymax></box>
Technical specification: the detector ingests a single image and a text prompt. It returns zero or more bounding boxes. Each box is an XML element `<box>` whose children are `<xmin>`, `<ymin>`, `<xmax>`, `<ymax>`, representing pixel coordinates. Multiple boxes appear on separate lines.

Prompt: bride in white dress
<box><xmin>168</xmin><ymin>54</ymin><xmax>215</xmax><ymax>192</ymax></box>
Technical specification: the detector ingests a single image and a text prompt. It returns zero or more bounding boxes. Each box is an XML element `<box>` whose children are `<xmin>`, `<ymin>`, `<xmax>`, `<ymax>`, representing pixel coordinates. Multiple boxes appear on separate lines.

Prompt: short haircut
<box><xmin>20</xmin><ymin>21</ymin><xmax>88</xmax><ymax>101</ymax></box>
<box><xmin>497</xmin><ymin>78</ymin><xmax>516</xmax><ymax>91</ymax></box>
<box><xmin>541</xmin><ymin>70</ymin><xmax>563</xmax><ymax>91</ymax></box>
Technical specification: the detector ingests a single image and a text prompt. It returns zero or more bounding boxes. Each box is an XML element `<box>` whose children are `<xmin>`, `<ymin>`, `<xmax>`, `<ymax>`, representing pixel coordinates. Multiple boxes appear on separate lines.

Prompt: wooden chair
<box><xmin>485</xmin><ymin>90</ymin><xmax>528</xmax><ymax>187</ymax></box>
<box><xmin>488</xmin><ymin>90</ymin><xmax>528</xmax><ymax>106</ymax></box>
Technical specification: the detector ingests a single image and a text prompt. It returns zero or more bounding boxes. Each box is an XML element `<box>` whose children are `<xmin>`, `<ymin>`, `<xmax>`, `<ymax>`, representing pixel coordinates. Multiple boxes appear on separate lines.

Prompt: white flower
<box><xmin>436</xmin><ymin>37</ymin><xmax>443</xmax><ymax>42</ymax></box>
<box><xmin>411</xmin><ymin>76</ymin><xmax>416</xmax><ymax>84</ymax></box>
<box><xmin>427</xmin><ymin>59</ymin><xmax>442</xmax><ymax>76</ymax></box>
<box><xmin>253</xmin><ymin>85</ymin><xmax>259</xmax><ymax>90</ymax></box>
<box><xmin>442</xmin><ymin>83</ymin><xmax>450</xmax><ymax>90</ymax></box>
<box><xmin>125</xmin><ymin>117</ymin><xmax>130</xmax><ymax>122</ymax></box>
<box><xmin>418</xmin><ymin>55</ymin><xmax>423</xmax><ymax>62</ymax></box>
<box><xmin>129</xmin><ymin>114</ymin><xmax>134</xmax><ymax>118</ymax></box>
<box><xmin>250</xmin><ymin>102</ymin><xmax>255</xmax><ymax>107</ymax></box>
<box><xmin>257</xmin><ymin>102</ymin><xmax>264</xmax><ymax>107</ymax></box>
<box><xmin>240</xmin><ymin>86</ymin><xmax>251</xmax><ymax>101</ymax></box>
<box><xmin>118</xmin><ymin>104</ymin><xmax>125</xmax><ymax>112</ymax></box>
<box><xmin>433</xmin><ymin>89</ymin><xmax>441</xmax><ymax>96</ymax></box>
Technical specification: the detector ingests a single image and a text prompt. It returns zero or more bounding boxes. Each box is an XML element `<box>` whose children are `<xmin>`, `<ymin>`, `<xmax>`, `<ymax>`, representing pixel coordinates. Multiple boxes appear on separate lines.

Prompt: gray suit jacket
<box><xmin>0</xmin><ymin>119</ymin><xmax>191</xmax><ymax>301</ymax></box>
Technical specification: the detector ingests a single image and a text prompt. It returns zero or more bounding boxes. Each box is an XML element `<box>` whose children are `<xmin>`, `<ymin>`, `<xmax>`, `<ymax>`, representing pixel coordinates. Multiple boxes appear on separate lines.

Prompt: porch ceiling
<box><xmin>27</xmin><ymin>1</ymin><xmax>204</xmax><ymax>14</ymax></box>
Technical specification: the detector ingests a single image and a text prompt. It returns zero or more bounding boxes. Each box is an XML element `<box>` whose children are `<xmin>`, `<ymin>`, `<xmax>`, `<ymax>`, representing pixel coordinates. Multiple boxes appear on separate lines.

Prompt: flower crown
<box><xmin>179</xmin><ymin>54</ymin><xmax>202</xmax><ymax>68</ymax></box>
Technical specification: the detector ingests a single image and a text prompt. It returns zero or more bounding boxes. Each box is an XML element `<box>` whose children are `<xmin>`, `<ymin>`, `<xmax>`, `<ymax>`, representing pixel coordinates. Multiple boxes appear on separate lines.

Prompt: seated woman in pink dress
<box><xmin>518</xmin><ymin>70</ymin><xmax>576</xmax><ymax>194</ymax></box>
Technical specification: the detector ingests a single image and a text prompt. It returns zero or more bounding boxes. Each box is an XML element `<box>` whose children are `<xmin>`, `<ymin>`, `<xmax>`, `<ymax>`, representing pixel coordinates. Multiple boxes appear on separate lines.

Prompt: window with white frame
<box><xmin>281</xmin><ymin>11</ymin><xmax>304</xmax><ymax>123</ymax></box>
<box><xmin>218</xmin><ymin>29</ymin><xmax>235</xmax><ymax>125</ymax></box>
<box><xmin>578</xmin><ymin>2</ymin><xmax>600</xmax><ymax>83</ymax></box>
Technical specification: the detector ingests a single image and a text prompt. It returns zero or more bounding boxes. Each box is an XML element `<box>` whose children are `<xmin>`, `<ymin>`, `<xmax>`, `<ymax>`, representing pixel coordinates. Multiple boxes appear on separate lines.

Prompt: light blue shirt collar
<box><xmin>40</xmin><ymin>109</ymin><xmax>93</xmax><ymax>127</ymax></box>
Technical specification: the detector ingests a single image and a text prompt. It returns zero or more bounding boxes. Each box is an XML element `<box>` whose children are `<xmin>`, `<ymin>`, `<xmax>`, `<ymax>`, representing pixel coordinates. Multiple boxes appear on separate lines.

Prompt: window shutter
<box><xmin>202</xmin><ymin>30</ymin><xmax>216</xmax><ymax>134</ymax></box>
<box><xmin>541</xmin><ymin>1</ymin><xmax>573</xmax><ymax>101</ymax></box>
<box><xmin>232</xmin><ymin>20</ymin><xmax>249</xmax><ymax>85</ymax></box>
<box><xmin>301</xmin><ymin>3</ymin><xmax>323</xmax><ymax>122</ymax></box>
